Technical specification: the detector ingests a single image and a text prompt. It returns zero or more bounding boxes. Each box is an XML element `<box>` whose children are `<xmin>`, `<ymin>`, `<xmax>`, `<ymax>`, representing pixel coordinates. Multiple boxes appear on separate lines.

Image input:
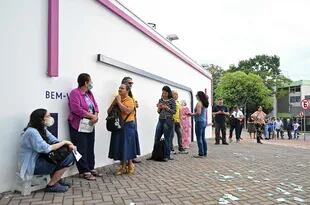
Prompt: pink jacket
<box><xmin>68</xmin><ymin>88</ymin><xmax>99</xmax><ymax>130</ymax></box>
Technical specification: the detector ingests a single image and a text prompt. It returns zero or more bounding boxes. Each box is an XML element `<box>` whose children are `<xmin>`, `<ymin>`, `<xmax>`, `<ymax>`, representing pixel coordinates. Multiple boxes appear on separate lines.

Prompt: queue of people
<box><xmin>212</xmin><ymin>98</ymin><xmax>302</xmax><ymax>144</ymax></box>
<box><xmin>18</xmin><ymin>73</ymin><xmax>209</xmax><ymax>193</ymax></box>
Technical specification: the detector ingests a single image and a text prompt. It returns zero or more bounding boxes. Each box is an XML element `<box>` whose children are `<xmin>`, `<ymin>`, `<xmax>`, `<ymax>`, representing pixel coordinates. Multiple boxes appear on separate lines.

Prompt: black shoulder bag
<box><xmin>106</xmin><ymin>105</ymin><xmax>132</xmax><ymax>132</ymax></box>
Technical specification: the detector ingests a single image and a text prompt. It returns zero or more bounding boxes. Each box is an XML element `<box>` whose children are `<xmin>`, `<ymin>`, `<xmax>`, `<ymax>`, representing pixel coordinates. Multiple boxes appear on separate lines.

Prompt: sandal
<box><xmin>79</xmin><ymin>172</ymin><xmax>96</xmax><ymax>181</ymax></box>
<box><xmin>90</xmin><ymin>170</ymin><xmax>103</xmax><ymax>177</ymax></box>
<box><xmin>115</xmin><ymin>166</ymin><xmax>127</xmax><ymax>176</ymax></box>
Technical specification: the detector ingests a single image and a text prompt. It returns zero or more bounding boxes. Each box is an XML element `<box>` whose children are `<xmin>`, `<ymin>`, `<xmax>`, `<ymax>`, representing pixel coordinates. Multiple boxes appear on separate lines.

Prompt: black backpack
<box><xmin>150</xmin><ymin>138</ymin><xmax>165</xmax><ymax>161</ymax></box>
<box><xmin>106</xmin><ymin>106</ymin><xmax>131</xmax><ymax>132</ymax></box>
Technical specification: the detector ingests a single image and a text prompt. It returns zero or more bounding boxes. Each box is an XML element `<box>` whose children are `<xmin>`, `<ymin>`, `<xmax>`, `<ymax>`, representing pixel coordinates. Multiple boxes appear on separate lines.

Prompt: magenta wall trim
<box><xmin>97</xmin><ymin>0</ymin><xmax>211</xmax><ymax>80</ymax></box>
<box><xmin>48</xmin><ymin>0</ymin><xmax>59</xmax><ymax>77</ymax></box>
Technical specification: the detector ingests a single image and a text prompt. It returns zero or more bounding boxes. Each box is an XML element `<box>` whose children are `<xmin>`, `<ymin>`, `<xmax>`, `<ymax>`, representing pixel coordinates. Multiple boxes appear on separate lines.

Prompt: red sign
<box><xmin>300</xmin><ymin>99</ymin><xmax>310</xmax><ymax>110</ymax></box>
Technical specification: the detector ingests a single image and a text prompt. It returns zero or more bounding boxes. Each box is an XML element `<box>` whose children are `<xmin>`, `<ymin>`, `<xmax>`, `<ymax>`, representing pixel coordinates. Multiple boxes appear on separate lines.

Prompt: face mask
<box><xmin>44</xmin><ymin>117</ymin><xmax>55</xmax><ymax>127</ymax></box>
<box><xmin>88</xmin><ymin>82</ymin><xmax>93</xmax><ymax>90</ymax></box>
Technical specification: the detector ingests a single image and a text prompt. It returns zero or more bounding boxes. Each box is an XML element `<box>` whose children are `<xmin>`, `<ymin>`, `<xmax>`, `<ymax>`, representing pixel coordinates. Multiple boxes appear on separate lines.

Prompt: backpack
<box><xmin>150</xmin><ymin>138</ymin><xmax>165</xmax><ymax>161</ymax></box>
<box><xmin>106</xmin><ymin>105</ymin><xmax>131</xmax><ymax>132</ymax></box>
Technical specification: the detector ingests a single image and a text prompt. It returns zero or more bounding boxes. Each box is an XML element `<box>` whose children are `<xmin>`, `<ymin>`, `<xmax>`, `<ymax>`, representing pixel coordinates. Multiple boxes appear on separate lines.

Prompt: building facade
<box><xmin>0</xmin><ymin>0</ymin><xmax>212</xmax><ymax>192</ymax></box>
<box><xmin>277</xmin><ymin>80</ymin><xmax>310</xmax><ymax>131</ymax></box>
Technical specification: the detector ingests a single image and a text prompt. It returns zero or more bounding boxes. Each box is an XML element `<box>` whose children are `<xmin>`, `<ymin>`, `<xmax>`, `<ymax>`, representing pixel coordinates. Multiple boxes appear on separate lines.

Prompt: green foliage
<box><xmin>215</xmin><ymin>71</ymin><xmax>272</xmax><ymax>114</ymax></box>
<box><xmin>227</xmin><ymin>54</ymin><xmax>291</xmax><ymax>90</ymax></box>
<box><xmin>227</xmin><ymin>54</ymin><xmax>292</xmax><ymax>102</ymax></box>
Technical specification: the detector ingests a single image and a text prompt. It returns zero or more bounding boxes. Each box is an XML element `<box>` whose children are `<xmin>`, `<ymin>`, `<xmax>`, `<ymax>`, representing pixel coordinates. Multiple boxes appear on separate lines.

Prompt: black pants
<box><xmin>229</xmin><ymin>123</ymin><xmax>241</xmax><ymax>140</ymax></box>
<box><xmin>215</xmin><ymin>122</ymin><xmax>227</xmax><ymax>143</ymax></box>
<box><xmin>287</xmin><ymin>129</ymin><xmax>292</xmax><ymax>139</ymax></box>
<box><xmin>170</xmin><ymin>122</ymin><xmax>184</xmax><ymax>151</ymax></box>
<box><xmin>255</xmin><ymin>124</ymin><xmax>263</xmax><ymax>143</ymax></box>
<box><xmin>69</xmin><ymin>123</ymin><xmax>95</xmax><ymax>174</ymax></box>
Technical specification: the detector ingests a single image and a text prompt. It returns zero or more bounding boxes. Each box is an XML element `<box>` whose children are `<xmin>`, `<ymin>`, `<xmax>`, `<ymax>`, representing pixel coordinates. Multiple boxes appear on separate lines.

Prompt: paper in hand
<box><xmin>73</xmin><ymin>149</ymin><xmax>82</xmax><ymax>161</ymax></box>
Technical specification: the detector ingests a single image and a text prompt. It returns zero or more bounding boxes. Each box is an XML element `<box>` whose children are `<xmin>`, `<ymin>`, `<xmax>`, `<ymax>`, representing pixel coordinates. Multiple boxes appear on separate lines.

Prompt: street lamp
<box><xmin>166</xmin><ymin>34</ymin><xmax>179</xmax><ymax>41</ymax></box>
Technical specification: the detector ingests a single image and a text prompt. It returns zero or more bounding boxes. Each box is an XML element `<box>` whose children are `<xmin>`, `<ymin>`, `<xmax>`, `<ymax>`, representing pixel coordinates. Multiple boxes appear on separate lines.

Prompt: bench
<box><xmin>13</xmin><ymin>173</ymin><xmax>50</xmax><ymax>195</ymax></box>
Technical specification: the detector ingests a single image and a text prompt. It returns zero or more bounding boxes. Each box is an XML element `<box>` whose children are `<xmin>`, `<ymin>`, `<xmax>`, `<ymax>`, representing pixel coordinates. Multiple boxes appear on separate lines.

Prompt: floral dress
<box><xmin>180</xmin><ymin>105</ymin><xmax>191</xmax><ymax>149</ymax></box>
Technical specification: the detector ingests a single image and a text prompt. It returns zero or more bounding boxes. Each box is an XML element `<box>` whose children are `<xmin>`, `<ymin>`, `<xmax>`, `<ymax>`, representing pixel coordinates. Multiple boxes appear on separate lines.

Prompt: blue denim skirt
<box><xmin>108</xmin><ymin>121</ymin><xmax>138</xmax><ymax>161</ymax></box>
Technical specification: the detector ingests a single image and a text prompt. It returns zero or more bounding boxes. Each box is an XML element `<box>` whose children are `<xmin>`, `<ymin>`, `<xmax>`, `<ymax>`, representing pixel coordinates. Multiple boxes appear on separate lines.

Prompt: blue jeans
<box><xmin>154</xmin><ymin>119</ymin><xmax>173</xmax><ymax>159</ymax></box>
<box><xmin>34</xmin><ymin>153</ymin><xmax>75</xmax><ymax>175</ymax></box>
<box><xmin>195</xmin><ymin>121</ymin><xmax>207</xmax><ymax>156</ymax></box>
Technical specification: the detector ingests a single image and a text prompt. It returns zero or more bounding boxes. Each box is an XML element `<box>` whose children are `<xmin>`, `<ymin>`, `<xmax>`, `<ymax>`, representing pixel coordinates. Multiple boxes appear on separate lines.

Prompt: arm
<box><xmin>189</xmin><ymin>102</ymin><xmax>202</xmax><ymax>116</ymax></box>
<box><xmin>46</xmin><ymin>130</ymin><xmax>76</xmax><ymax>151</ymax></box>
<box><xmin>116</xmin><ymin>96</ymin><xmax>134</xmax><ymax>114</ymax></box>
<box><xmin>69</xmin><ymin>91</ymin><xmax>97</xmax><ymax>120</ymax></box>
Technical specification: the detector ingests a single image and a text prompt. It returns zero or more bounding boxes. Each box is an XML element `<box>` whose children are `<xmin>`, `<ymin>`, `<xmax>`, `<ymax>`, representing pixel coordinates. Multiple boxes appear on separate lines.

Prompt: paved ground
<box><xmin>1</xmin><ymin>134</ymin><xmax>310</xmax><ymax>205</ymax></box>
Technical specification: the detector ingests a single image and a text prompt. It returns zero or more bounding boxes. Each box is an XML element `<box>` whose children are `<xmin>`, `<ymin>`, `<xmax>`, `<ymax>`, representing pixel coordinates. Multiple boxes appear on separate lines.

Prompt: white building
<box><xmin>0</xmin><ymin>0</ymin><xmax>212</xmax><ymax>192</ymax></box>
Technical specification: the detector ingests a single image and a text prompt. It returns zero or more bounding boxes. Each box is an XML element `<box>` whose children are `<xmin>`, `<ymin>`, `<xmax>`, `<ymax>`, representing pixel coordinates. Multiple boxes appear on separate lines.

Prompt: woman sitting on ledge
<box><xmin>18</xmin><ymin>109</ymin><xmax>76</xmax><ymax>193</ymax></box>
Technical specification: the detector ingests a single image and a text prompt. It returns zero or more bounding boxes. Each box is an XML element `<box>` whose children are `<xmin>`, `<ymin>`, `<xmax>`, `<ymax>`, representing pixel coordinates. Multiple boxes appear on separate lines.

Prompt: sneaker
<box><xmin>162</xmin><ymin>158</ymin><xmax>168</xmax><ymax>162</ymax></box>
<box><xmin>214</xmin><ymin>142</ymin><xmax>220</xmax><ymax>145</ymax></box>
<box><xmin>179</xmin><ymin>150</ymin><xmax>189</xmax><ymax>154</ymax></box>
<box><xmin>168</xmin><ymin>157</ymin><xmax>174</xmax><ymax>160</ymax></box>
<box><xmin>45</xmin><ymin>183</ymin><xmax>68</xmax><ymax>193</ymax></box>
<box><xmin>222</xmin><ymin>142</ymin><xmax>229</xmax><ymax>145</ymax></box>
<box><xmin>229</xmin><ymin>138</ymin><xmax>233</xmax><ymax>143</ymax></box>
<box><xmin>58</xmin><ymin>179</ymin><xmax>71</xmax><ymax>188</ymax></box>
<box><xmin>132</xmin><ymin>159</ymin><xmax>142</xmax><ymax>163</ymax></box>
<box><xmin>193</xmin><ymin>155</ymin><xmax>204</xmax><ymax>158</ymax></box>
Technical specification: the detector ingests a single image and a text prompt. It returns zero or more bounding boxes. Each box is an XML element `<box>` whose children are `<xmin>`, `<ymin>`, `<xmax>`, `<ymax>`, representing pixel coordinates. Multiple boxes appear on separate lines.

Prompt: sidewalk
<box><xmin>1</xmin><ymin>135</ymin><xmax>309</xmax><ymax>205</ymax></box>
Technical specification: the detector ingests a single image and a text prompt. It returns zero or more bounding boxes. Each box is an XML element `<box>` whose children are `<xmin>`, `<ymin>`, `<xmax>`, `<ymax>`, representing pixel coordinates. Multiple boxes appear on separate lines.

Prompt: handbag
<box><xmin>47</xmin><ymin>145</ymin><xmax>71</xmax><ymax>164</ymax></box>
<box><xmin>106</xmin><ymin>105</ymin><xmax>132</xmax><ymax>132</ymax></box>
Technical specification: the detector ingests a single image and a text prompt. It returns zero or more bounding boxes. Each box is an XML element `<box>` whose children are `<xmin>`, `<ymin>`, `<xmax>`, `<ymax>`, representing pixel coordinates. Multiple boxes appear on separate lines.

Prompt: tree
<box><xmin>215</xmin><ymin>71</ymin><xmax>272</xmax><ymax>116</ymax></box>
<box><xmin>227</xmin><ymin>55</ymin><xmax>291</xmax><ymax>90</ymax></box>
<box><xmin>203</xmin><ymin>64</ymin><xmax>225</xmax><ymax>100</ymax></box>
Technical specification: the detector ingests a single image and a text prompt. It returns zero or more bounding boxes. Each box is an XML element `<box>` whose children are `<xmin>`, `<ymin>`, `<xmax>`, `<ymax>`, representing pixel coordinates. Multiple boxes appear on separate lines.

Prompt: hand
<box><xmin>63</xmin><ymin>140</ymin><xmax>73</xmax><ymax>146</ymax></box>
<box><xmin>90</xmin><ymin>115</ymin><xmax>98</xmax><ymax>124</ymax></box>
<box><xmin>68</xmin><ymin>144</ymin><xmax>77</xmax><ymax>151</ymax></box>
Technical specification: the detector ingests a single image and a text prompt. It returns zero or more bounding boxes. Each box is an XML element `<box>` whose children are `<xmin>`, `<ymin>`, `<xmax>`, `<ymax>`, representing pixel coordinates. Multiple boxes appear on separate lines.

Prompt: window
<box><xmin>290</xmin><ymin>86</ymin><xmax>301</xmax><ymax>93</ymax></box>
<box><xmin>305</xmin><ymin>95</ymin><xmax>310</xmax><ymax>100</ymax></box>
<box><xmin>290</xmin><ymin>96</ymin><xmax>301</xmax><ymax>103</ymax></box>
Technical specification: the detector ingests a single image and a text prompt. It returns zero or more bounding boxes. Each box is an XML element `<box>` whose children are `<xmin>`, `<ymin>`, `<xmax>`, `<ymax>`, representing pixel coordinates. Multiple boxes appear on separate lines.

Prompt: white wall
<box><xmin>0</xmin><ymin>0</ymin><xmax>211</xmax><ymax>192</ymax></box>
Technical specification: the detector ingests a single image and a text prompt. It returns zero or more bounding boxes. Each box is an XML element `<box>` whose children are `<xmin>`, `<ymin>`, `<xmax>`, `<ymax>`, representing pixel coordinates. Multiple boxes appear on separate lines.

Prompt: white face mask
<box><xmin>44</xmin><ymin>117</ymin><xmax>55</xmax><ymax>127</ymax></box>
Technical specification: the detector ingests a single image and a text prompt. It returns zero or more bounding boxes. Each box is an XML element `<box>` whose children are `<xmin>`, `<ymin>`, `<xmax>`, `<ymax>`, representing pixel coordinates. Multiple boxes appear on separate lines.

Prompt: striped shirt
<box><xmin>158</xmin><ymin>98</ymin><xmax>176</xmax><ymax>119</ymax></box>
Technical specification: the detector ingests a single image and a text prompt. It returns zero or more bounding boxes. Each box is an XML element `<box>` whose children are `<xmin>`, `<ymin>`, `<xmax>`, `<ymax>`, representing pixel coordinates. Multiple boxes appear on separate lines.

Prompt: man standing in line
<box><xmin>212</xmin><ymin>98</ymin><xmax>229</xmax><ymax>145</ymax></box>
<box><xmin>229</xmin><ymin>106</ymin><xmax>244</xmax><ymax>143</ymax></box>
<box><xmin>121</xmin><ymin>77</ymin><xmax>141</xmax><ymax>163</ymax></box>
<box><xmin>170</xmin><ymin>91</ymin><xmax>188</xmax><ymax>154</ymax></box>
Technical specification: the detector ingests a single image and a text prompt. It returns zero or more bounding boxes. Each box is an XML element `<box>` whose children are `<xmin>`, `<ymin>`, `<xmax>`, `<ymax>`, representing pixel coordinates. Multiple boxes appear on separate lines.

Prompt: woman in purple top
<box><xmin>68</xmin><ymin>73</ymin><xmax>101</xmax><ymax>180</ymax></box>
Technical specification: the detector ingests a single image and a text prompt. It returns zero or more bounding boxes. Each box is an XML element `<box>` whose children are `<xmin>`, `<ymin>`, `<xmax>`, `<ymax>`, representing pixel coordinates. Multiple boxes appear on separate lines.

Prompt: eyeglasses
<box><xmin>128</xmin><ymin>82</ymin><xmax>134</xmax><ymax>85</ymax></box>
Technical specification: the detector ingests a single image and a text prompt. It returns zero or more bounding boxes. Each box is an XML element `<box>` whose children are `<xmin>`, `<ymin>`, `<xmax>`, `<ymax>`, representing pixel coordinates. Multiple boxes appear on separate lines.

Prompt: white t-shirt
<box><xmin>274</xmin><ymin>120</ymin><xmax>283</xmax><ymax>130</ymax></box>
<box><xmin>293</xmin><ymin>123</ymin><xmax>300</xmax><ymax>131</ymax></box>
<box><xmin>232</xmin><ymin>110</ymin><xmax>243</xmax><ymax>120</ymax></box>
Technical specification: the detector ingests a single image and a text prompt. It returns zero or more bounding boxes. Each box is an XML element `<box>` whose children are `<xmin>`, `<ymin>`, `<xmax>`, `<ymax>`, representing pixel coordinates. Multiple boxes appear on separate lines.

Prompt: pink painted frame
<box><xmin>47</xmin><ymin>0</ymin><xmax>212</xmax><ymax>79</ymax></box>
<box><xmin>97</xmin><ymin>0</ymin><xmax>211</xmax><ymax>80</ymax></box>
<box><xmin>48</xmin><ymin>0</ymin><xmax>59</xmax><ymax>77</ymax></box>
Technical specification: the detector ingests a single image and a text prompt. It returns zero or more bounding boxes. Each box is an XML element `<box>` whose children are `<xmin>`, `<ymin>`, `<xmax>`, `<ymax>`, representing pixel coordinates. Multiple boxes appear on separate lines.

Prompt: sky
<box><xmin>118</xmin><ymin>0</ymin><xmax>310</xmax><ymax>81</ymax></box>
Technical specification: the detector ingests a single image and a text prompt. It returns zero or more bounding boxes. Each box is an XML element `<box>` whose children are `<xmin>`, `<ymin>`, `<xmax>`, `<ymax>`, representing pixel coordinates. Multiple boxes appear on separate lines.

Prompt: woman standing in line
<box><xmin>149</xmin><ymin>86</ymin><xmax>176</xmax><ymax>162</ymax></box>
<box><xmin>180</xmin><ymin>100</ymin><xmax>191</xmax><ymax>149</ymax></box>
<box><xmin>187</xmin><ymin>91</ymin><xmax>209</xmax><ymax>158</ymax></box>
<box><xmin>108</xmin><ymin>83</ymin><xmax>138</xmax><ymax>175</ymax></box>
<box><xmin>251</xmin><ymin>106</ymin><xmax>266</xmax><ymax>144</ymax></box>
<box><xmin>68</xmin><ymin>73</ymin><xmax>101</xmax><ymax>180</ymax></box>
